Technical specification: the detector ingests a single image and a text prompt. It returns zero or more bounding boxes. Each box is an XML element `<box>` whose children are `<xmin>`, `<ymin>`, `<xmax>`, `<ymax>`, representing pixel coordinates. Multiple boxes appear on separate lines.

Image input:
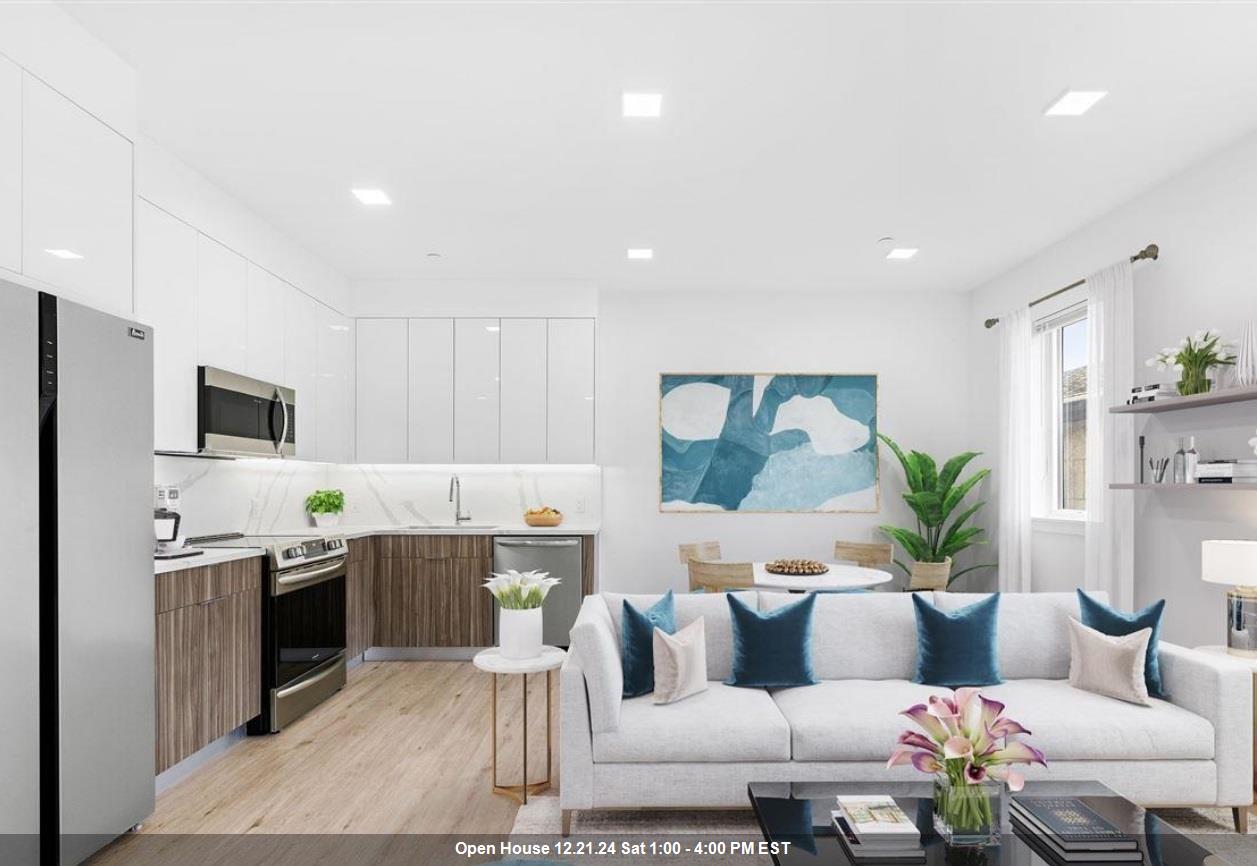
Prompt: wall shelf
<box><xmin>1109</xmin><ymin>483</ymin><xmax>1257</xmax><ymax>491</ymax></box>
<box><xmin>1109</xmin><ymin>384</ymin><xmax>1257</xmax><ymax>415</ymax></box>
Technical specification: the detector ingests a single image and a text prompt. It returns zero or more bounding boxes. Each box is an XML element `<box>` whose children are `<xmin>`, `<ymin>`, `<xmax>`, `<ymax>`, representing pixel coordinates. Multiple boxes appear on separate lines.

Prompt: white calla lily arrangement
<box><xmin>484</xmin><ymin>569</ymin><xmax>561</xmax><ymax>610</ymax></box>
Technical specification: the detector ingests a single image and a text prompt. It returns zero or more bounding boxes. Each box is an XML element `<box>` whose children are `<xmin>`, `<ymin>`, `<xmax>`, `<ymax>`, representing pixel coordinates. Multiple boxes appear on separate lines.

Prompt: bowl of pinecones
<box><xmin>764</xmin><ymin>558</ymin><xmax>829</xmax><ymax>576</ymax></box>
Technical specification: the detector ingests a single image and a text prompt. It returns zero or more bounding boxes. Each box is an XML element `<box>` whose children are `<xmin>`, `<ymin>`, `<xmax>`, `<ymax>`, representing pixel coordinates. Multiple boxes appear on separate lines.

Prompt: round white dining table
<box><xmin>751</xmin><ymin>562</ymin><xmax>893</xmax><ymax>592</ymax></box>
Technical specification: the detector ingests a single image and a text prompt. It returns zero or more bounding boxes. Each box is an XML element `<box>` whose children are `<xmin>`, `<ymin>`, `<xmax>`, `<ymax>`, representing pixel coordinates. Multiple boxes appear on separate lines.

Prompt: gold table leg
<box><xmin>490</xmin><ymin>670</ymin><xmax>553</xmax><ymax>804</ymax></box>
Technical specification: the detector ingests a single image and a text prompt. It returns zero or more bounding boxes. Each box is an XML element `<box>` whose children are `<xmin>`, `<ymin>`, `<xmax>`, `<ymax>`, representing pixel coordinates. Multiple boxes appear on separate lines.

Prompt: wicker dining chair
<box><xmin>686</xmin><ymin>559</ymin><xmax>754</xmax><ymax>593</ymax></box>
<box><xmin>677</xmin><ymin>541</ymin><xmax>722</xmax><ymax>565</ymax></box>
<box><xmin>833</xmin><ymin>540</ymin><xmax>894</xmax><ymax>569</ymax></box>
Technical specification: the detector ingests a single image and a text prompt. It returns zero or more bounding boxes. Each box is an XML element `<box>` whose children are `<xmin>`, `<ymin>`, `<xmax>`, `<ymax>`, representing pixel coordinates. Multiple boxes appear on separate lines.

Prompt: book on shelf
<box><xmin>835</xmin><ymin>796</ymin><xmax>921</xmax><ymax>845</ymax></box>
<box><xmin>1011</xmin><ymin>818</ymin><xmax>1144</xmax><ymax>863</ymax></box>
<box><xmin>831</xmin><ymin>814</ymin><xmax>925</xmax><ymax>863</ymax></box>
<box><xmin>1009</xmin><ymin>797</ymin><xmax>1139</xmax><ymax>851</ymax></box>
<box><xmin>1197</xmin><ymin>477</ymin><xmax>1257</xmax><ymax>484</ymax></box>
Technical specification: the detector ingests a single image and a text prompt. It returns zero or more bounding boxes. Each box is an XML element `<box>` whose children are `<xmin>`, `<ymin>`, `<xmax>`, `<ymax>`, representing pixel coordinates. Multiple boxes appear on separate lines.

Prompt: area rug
<box><xmin>511</xmin><ymin>796</ymin><xmax>1256</xmax><ymax>866</ymax></box>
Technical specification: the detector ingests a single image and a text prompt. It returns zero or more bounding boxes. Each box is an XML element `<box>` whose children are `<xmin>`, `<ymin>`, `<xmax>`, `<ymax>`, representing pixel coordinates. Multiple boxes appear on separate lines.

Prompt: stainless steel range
<box><xmin>192</xmin><ymin>533</ymin><xmax>348</xmax><ymax>733</ymax></box>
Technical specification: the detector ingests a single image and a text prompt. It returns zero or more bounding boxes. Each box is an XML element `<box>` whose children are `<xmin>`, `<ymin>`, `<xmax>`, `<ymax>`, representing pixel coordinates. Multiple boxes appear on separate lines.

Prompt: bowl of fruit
<box><xmin>524</xmin><ymin>506</ymin><xmax>563</xmax><ymax>527</ymax></box>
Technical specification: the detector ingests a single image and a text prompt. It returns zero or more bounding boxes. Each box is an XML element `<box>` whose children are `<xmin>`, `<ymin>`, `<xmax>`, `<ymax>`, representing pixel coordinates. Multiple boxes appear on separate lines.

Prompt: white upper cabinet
<box><xmin>454</xmin><ymin>318</ymin><xmax>501</xmax><ymax>463</ymax></box>
<box><xmin>195</xmin><ymin>235</ymin><xmax>248</xmax><ymax>374</ymax></box>
<box><xmin>499</xmin><ymin>319</ymin><xmax>547</xmax><ymax>463</ymax></box>
<box><xmin>134</xmin><ymin>201</ymin><xmax>198</xmax><ymax>453</ymax></box>
<box><xmin>283</xmin><ymin>286</ymin><xmax>320</xmax><ymax>461</ymax></box>
<box><xmin>355</xmin><ymin>319</ymin><xmax>408</xmax><ymax>463</ymax></box>
<box><xmin>245</xmin><ymin>263</ymin><xmax>287</xmax><ymax>384</ymax></box>
<box><xmin>0</xmin><ymin>57</ymin><xmax>19</xmax><ymax>274</ymax></box>
<box><xmin>317</xmin><ymin>306</ymin><xmax>354</xmax><ymax>464</ymax></box>
<box><xmin>22</xmin><ymin>74</ymin><xmax>132</xmax><ymax>316</ymax></box>
<box><xmin>547</xmin><ymin>319</ymin><xmax>595</xmax><ymax>463</ymax></box>
<box><xmin>408</xmin><ymin>318</ymin><xmax>454</xmax><ymax>463</ymax></box>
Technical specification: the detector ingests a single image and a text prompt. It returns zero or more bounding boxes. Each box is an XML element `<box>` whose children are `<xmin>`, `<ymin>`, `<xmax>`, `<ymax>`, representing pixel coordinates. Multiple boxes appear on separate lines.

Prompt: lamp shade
<box><xmin>1201</xmin><ymin>540</ymin><xmax>1257</xmax><ymax>587</ymax></box>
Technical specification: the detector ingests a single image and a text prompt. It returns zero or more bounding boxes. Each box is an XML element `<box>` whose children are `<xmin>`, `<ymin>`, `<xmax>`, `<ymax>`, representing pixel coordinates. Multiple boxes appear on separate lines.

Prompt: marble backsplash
<box><xmin>154</xmin><ymin>456</ymin><xmax>602</xmax><ymax>538</ymax></box>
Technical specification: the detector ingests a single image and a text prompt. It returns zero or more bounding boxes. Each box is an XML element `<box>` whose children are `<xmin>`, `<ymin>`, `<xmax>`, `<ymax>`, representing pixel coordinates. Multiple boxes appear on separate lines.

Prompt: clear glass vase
<box><xmin>933</xmin><ymin>775</ymin><xmax>1002</xmax><ymax>847</ymax></box>
<box><xmin>1177</xmin><ymin>369</ymin><xmax>1211</xmax><ymax>396</ymax></box>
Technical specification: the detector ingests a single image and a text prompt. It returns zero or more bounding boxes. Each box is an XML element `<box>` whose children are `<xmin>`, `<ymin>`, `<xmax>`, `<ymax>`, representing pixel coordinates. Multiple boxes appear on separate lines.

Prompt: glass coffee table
<box><xmin>749</xmin><ymin>780</ymin><xmax>1222</xmax><ymax>866</ymax></box>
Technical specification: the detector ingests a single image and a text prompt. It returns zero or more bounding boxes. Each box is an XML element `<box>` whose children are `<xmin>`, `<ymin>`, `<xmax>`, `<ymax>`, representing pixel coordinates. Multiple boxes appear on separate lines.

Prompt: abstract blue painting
<box><xmin>660</xmin><ymin>374</ymin><xmax>879</xmax><ymax>512</ymax></box>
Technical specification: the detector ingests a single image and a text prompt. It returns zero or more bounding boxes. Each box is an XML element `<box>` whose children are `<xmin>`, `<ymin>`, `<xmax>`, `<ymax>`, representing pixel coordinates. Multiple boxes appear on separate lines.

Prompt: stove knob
<box><xmin>284</xmin><ymin>546</ymin><xmax>303</xmax><ymax>559</ymax></box>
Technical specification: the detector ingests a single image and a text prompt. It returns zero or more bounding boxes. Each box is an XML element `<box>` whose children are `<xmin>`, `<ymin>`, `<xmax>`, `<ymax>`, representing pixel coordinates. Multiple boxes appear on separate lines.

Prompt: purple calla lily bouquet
<box><xmin>889</xmin><ymin>689</ymin><xmax>1047</xmax><ymax>844</ymax></box>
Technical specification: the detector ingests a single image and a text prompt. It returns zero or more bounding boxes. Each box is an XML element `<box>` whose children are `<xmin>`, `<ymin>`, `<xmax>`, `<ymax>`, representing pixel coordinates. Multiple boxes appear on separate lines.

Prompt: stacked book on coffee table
<box><xmin>831</xmin><ymin>795</ymin><xmax>924</xmax><ymax>863</ymax></box>
<box><xmin>1010</xmin><ymin>796</ymin><xmax>1142</xmax><ymax>863</ymax></box>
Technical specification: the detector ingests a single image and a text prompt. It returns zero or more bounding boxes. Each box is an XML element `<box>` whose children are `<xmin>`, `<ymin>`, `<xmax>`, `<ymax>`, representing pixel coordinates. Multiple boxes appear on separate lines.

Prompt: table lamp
<box><xmin>1201</xmin><ymin>540</ymin><xmax>1257</xmax><ymax>657</ymax></box>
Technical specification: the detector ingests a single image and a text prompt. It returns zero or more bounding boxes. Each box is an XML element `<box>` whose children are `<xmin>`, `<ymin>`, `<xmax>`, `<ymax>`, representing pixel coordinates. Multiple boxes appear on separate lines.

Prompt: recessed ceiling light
<box><xmin>44</xmin><ymin>248</ymin><xmax>83</xmax><ymax>260</ymax></box>
<box><xmin>886</xmin><ymin>248</ymin><xmax>919</xmax><ymax>260</ymax></box>
<box><xmin>485</xmin><ymin>325</ymin><xmax>501</xmax><ymax>332</ymax></box>
<box><xmin>626</xmin><ymin>248</ymin><xmax>654</xmax><ymax>260</ymax></box>
<box><xmin>351</xmin><ymin>188</ymin><xmax>391</xmax><ymax>205</ymax></box>
<box><xmin>1044</xmin><ymin>90</ymin><xmax>1107</xmax><ymax>117</ymax></box>
<box><xmin>622</xmin><ymin>92</ymin><xmax>662</xmax><ymax>118</ymax></box>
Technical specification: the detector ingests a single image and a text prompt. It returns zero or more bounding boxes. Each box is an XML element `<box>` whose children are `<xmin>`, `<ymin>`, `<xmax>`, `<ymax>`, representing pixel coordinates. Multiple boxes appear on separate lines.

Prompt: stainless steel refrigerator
<box><xmin>0</xmin><ymin>279</ymin><xmax>155</xmax><ymax>865</ymax></box>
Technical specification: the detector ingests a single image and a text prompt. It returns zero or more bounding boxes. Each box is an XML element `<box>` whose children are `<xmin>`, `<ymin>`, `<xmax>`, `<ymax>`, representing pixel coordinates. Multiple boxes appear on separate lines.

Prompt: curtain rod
<box><xmin>982</xmin><ymin>243</ymin><xmax>1159</xmax><ymax>329</ymax></box>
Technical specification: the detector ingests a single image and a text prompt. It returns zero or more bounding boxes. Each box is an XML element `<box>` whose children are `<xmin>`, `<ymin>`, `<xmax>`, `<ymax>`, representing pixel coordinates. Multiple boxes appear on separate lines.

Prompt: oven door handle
<box><xmin>274</xmin><ymin>558</ymin><xmax>346</xmax><ymax>595</ymax></box>
<box><xmin>275</xmin><ymin>653</ymin><xmax>346</xmax><ymax>700</ymax></box>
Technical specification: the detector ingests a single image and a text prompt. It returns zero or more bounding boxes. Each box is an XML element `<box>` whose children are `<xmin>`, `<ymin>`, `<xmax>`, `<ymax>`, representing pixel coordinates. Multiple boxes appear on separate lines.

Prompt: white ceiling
<box><xmin>67</xmin><ymin>1</ymin><xmax>1257</xmax><ymax>294</ymax></box>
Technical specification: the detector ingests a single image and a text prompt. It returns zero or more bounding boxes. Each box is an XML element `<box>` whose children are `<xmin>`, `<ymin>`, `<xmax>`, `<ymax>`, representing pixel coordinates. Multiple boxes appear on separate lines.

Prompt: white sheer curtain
<box><xmin>1084</xmin><ymin>260</ymin><xmax>1135</xmax><ymax>608</ymax></box>
<box><xmin>998</xmin><ymin>306</ymin><xmax>1034</xmax><ymax>592</ymax></box>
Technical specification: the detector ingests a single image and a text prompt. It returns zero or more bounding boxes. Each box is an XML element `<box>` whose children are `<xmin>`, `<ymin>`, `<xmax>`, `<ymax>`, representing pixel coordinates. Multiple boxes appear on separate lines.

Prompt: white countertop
<box><xmin>154</xmin><ymin>546</ymin><xmax>265</xmax><ymax>575</ymax></box>
<box><xmin>154</xmin><ymin>522</ymin><xmax>600</xmax><ymax>575</ymax></box>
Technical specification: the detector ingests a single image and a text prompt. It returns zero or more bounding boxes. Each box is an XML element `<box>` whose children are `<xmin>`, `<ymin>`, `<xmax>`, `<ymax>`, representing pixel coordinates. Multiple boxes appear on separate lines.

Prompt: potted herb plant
<box><xmin>1147</xmin><ymin>329</ymin><xmax>1236</xmax><ymax>396</ymax></box>
<box><xmin>877</xmin><ymin>434</ymin><xmax>994</xmax><ymax>590</ymax></box>
<box><xmin>305</xmin><ymin>489</ymin><xmax>345</xmax><ymax>528</ymax></box>
<box><xmin>484</xmin><ymin>570</ymin><xmax>561</xmax><ymax>659</ymax></box>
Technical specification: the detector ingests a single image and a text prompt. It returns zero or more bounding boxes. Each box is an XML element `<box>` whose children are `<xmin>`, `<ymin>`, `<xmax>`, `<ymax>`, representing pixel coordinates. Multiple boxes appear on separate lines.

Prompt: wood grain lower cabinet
<box><xmin>374</xmin><ymin>535</ymin><xmax>493</xmax><ymax>648</ymax></box>
<box><xmin>155</xmin><ymin>604</ymin><xmax>206</xmax><ymax>774</ymax></box>
<box><xmin>346</xmin><ymin>537</ymin><xmax>375</xmax><ymax>659</ymax></box>
<box><xmin>155</xmin><ymin>558</ymin><xmax>262</xmax><ymax>774</ymax></box>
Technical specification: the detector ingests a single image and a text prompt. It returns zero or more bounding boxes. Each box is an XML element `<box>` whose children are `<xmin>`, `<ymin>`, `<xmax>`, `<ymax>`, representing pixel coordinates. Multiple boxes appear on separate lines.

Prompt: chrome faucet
<box><xmin>449</xmin><ymin>474</ymin><xmax>472</xmax><ymax>524</ymax></box>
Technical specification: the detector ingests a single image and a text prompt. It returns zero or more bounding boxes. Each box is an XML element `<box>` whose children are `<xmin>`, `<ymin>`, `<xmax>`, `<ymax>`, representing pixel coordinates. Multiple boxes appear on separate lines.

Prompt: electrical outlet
<box><xmin>575</xmin><ymin>496</ymin><xmax>587</xmax><ymax>514</ymax></box>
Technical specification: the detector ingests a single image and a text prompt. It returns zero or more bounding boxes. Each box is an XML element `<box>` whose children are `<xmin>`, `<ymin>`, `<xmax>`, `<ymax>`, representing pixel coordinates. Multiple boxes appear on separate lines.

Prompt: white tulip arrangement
<box><xmin>1146</xmin><ymin>329</ymin><xmax>1236</xmax><ymax>396</ymax></box>
<box><xmin>483</xmin><ymin>569</ymin><xmax>561</xmax><ymax>610</ymax></box>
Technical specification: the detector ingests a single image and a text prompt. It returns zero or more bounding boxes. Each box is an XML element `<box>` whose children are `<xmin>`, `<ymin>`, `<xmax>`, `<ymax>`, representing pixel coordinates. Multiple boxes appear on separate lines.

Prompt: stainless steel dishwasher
<box><xmin>493</xmin><ymin>537</ymin><xmax>584</xmax><ymax>648</ymax></box>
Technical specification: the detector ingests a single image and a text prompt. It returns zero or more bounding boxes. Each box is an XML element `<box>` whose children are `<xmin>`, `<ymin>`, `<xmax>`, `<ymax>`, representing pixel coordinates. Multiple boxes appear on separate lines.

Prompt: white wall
<box><xmin>596</xmin><ymin>289</ymin><xmax>990</xmax><ymax>593</ymax></box>
<box><xmin>969</xmin><ymin>129</ymin><xmax>1257</xmax><ymax>647</ymax></box>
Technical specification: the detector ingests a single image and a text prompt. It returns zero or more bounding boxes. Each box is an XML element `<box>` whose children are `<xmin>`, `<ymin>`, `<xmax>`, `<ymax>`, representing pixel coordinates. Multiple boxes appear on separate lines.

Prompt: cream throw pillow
<box><xmin>1067</xmin><ymin>617</ymin><xmax>1153</xmax><ymax>706</ymax></box>
<box><xmin>653</xmin><ymin>617</ymin><xmax>708</xmax><ymax>704</ymax></box>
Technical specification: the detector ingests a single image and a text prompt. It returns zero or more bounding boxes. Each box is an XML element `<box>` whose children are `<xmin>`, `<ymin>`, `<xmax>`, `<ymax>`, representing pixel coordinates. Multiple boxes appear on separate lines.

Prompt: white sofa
<box><xmin>560</xmin><ymin>590</ymin><xmax>1253</xmax><ymax>832</ymax></box>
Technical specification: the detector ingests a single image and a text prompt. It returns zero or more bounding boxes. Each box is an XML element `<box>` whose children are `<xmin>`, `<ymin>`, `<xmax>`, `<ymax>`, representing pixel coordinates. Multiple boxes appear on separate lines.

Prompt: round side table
<box><xmin>473</xmin><ymin>646</ymin><xmax>566</xmax><ymax>804</ymax></box>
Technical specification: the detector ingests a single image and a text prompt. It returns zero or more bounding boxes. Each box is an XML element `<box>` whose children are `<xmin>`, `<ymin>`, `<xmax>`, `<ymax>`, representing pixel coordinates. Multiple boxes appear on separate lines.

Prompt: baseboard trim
<box><xmin>363</xmin><ymin>646</ymin><xmax>487</xmax><ymax>662</ymax></box>
<box><xmin>155</xmin><ymin>725</ymin><xmax>247</xmax><ymax>795</ymax></box>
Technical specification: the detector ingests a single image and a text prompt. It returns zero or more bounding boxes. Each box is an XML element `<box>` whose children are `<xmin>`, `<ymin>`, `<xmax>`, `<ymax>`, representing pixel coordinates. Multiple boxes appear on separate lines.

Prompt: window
<box><xmin>1035</xmin><ymin>304</ymin><xmax>1089</xmax><ymax>518</ymax></box>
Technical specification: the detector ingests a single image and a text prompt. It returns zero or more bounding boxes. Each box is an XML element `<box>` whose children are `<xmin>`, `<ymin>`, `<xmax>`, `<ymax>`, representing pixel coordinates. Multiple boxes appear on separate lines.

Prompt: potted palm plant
<box><xmin>877</xmin><ymin>434</ymin><xmax>994</xmax><ymax>590</ymax></box>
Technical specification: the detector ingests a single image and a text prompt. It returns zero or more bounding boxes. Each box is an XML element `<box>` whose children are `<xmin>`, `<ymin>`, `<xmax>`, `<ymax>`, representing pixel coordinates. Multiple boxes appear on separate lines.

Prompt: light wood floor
<box><xmin>92</xmin><ymin>661</ymin><xmax>554</xmax><ymax>860</ymax></box>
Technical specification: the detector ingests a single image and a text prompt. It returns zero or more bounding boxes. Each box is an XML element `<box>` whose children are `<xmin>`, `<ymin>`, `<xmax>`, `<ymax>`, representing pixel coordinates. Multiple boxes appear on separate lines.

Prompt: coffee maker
<box><xmin>154</xmin><ymin>484</ymin><xmax>202</xmax><ymax>560</ymax></box>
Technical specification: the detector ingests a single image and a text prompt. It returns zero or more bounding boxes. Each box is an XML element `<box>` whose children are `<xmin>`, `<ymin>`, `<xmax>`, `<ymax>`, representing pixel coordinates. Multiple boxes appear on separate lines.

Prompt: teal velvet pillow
<box><xmin>621</xmin><ymin>591</ymin><xmax>675</xmax><ymax>698</ymax></box>
<box><xmin>726</xmin><ymin>593</ymin><xmax>818</xmax><ymax>688</ymax></box>
<box><xmin>1077</xmin><ymin>590</ymin><xmax>1167</xmax><ymax>698</ymax></box>
<box><xmin>912</xmin><ymin>592</ymin><xmax>1003</xmax><ymax>688</ymax></box>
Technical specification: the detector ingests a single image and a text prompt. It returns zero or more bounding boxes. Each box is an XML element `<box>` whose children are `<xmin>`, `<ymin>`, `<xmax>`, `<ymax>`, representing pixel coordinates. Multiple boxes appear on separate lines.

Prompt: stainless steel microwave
<box><xmin>197</xmin><ymin>366</ymin><xmax>296</xmax><ymax>457</ymax></box>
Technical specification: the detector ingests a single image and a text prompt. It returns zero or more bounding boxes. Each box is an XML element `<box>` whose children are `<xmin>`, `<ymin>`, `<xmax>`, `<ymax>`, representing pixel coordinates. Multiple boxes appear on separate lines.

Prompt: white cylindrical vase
<box><xmin>499</xmin><ymin>608</ymin><xmax>543</xmax><ymax>659</ymax></box>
